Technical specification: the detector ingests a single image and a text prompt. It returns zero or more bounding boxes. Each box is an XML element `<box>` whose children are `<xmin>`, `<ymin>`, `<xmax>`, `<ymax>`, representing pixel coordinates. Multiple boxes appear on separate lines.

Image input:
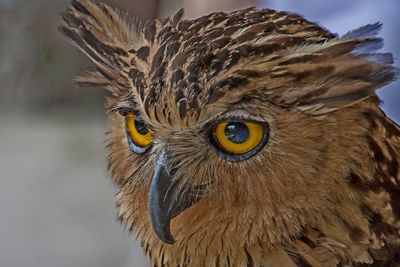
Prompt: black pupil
<box><xmin>224</xmin><ymin>122</ymin><xmax>249</xmax><ymax>144</ymax></box>
<box><xmin>135</xmin><ymin>119</ymin><xmax>148</xmax><ymax>135</ymax></box>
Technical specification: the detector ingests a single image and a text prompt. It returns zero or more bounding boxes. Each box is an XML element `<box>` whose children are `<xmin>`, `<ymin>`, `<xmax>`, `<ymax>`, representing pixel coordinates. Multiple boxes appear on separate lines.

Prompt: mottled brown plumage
<box><xmin>60</xmin><ymin>1</ymin><xmax>400</xmax><ymax>266</ymax></box>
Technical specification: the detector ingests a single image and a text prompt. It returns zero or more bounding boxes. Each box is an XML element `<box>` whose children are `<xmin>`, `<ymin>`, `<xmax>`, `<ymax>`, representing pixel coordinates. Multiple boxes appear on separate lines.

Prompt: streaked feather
<box><xmin>60</xmin><ymin>1</ymin><xmax>400</xmax><ymax>266</ymax></box>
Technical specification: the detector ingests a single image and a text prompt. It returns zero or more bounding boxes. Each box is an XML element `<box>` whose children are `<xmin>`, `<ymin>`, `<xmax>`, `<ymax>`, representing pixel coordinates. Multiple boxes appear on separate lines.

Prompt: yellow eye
<box><xmin>211</xmin><ymin>121</ymin><xmax>268</xmax><ymax>161</ymax></box>
<box><xmin>125</xmin><ymin>112</ymin><xmax>153</xmax><ymax>152</ymax></box>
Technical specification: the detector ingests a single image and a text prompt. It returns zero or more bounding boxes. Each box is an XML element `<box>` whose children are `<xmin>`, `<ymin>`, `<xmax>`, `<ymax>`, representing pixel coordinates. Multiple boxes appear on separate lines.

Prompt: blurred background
<box><xmin>0</xmin><ymin>0</ymin><xmax>398</xmax><ymax>266</ymax></box>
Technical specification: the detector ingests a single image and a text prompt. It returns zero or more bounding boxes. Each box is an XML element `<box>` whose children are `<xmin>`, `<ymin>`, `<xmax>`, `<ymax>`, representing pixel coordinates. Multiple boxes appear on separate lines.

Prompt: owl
<box><xmin>60</xmin><ymin>0</ymin><xmax>400</xmax><ymax>266</ymax></box>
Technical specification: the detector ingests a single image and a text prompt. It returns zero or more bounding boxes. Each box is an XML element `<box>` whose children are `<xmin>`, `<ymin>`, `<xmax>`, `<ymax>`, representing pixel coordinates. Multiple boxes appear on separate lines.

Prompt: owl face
<box><xmin>107</xmin><ymin>85</ymin><xmax>354</xmax><ymax>244</ymax></box>
<box><xmin>61</xmin><ymin>1</ymin><xmax>397</xmax><ymax>245</ymax></box>
<box><xmin>110</xmin><ymin>97</ymin><xmax>280</xmax><ymax>243</ymax></box>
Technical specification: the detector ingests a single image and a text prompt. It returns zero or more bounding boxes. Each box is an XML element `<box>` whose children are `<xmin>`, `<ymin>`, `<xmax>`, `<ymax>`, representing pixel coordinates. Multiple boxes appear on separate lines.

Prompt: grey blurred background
<box><xmin>0</xmin><ymin>0</ymin><xmax>398</xmax><ymax>266</ymax></box>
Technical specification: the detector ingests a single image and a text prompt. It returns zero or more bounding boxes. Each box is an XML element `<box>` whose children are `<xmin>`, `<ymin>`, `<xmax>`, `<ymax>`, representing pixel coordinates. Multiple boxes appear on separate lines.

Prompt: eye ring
<box><xmin>125</xmin><ymin>112</ymin><xmax>153</xmax><ymax>153</ymax></box>
<box><xmin>210</xmin><ymin>120</ymin><xmax>269</xmax><ymax>161</ymax></box>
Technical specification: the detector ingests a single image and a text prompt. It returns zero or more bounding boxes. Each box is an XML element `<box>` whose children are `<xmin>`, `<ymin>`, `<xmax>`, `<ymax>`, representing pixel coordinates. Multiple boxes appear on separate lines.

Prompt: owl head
<box><xmin>60</xmin><ymin>0</ymin><xmax>397</xmax><ymax>246</ymax></box>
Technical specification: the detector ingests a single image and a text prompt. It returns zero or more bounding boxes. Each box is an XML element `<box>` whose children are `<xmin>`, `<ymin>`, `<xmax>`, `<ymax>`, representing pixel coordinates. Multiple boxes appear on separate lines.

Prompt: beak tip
<box><xmin>149</xmin><ymin>200</ymin><xmax>176</xmax><ymax>244</ymax></box>
<box><xmin>160</xmin><ymin>232</ymin><xmax>176</xmax><ymax>245</ymax></box>
<box><xmin>149</xmin><ymin>210</ymin><xmax>176</xmax><ymax>244</ymax></box>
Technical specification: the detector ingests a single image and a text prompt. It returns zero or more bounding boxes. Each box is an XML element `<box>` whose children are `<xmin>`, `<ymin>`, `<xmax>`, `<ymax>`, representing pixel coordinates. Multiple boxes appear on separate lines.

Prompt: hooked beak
<box><xmin>149</xmin><ymin>151</ymin><xmax>202</xmax><ymax>244</ymax></box>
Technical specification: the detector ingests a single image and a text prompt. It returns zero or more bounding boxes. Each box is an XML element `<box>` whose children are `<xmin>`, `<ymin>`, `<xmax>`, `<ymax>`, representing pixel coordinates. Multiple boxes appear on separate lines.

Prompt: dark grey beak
<box><xmin>149</xmin><ymin>151</ymin><xmax>202</xmax><ymax>244</ymax></box>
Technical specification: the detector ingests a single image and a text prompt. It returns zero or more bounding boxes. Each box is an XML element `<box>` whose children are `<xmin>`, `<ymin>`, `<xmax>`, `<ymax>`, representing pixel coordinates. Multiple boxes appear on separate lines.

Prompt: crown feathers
<box><xmin>60</xmin><ymin>2</ymin><xmax>398</xmax><ymax>117</ymax></box>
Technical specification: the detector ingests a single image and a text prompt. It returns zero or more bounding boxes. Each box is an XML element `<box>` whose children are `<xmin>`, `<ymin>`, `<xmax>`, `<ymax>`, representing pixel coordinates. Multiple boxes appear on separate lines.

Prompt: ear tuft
<box><xmin>59</xmin><ymin>0</ymin><xmax>144</xmax><ymax>95</ymax></box>
<box><xmin>172</xmin><ymin>8</ymin><xmax>185</xmax><ymax>24</ymax></box>
<box><xmin>341</xmin><ymin>22</ymin><xmax>382</xmax><ymax>40</ymax></box>
<box><xmin>353</xmin><ymin>38</ymin><xmax>383</xmax><ymax>55</ymax></box>
<box><xmin>74</xmin><ymin>70</ymin><xmax>109</xmax><ymax>88</ymax></box>
<box><xmin>271</xmin><ymin>23</ymin><xmax>398</xmax><ymax>115</ymax></box>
